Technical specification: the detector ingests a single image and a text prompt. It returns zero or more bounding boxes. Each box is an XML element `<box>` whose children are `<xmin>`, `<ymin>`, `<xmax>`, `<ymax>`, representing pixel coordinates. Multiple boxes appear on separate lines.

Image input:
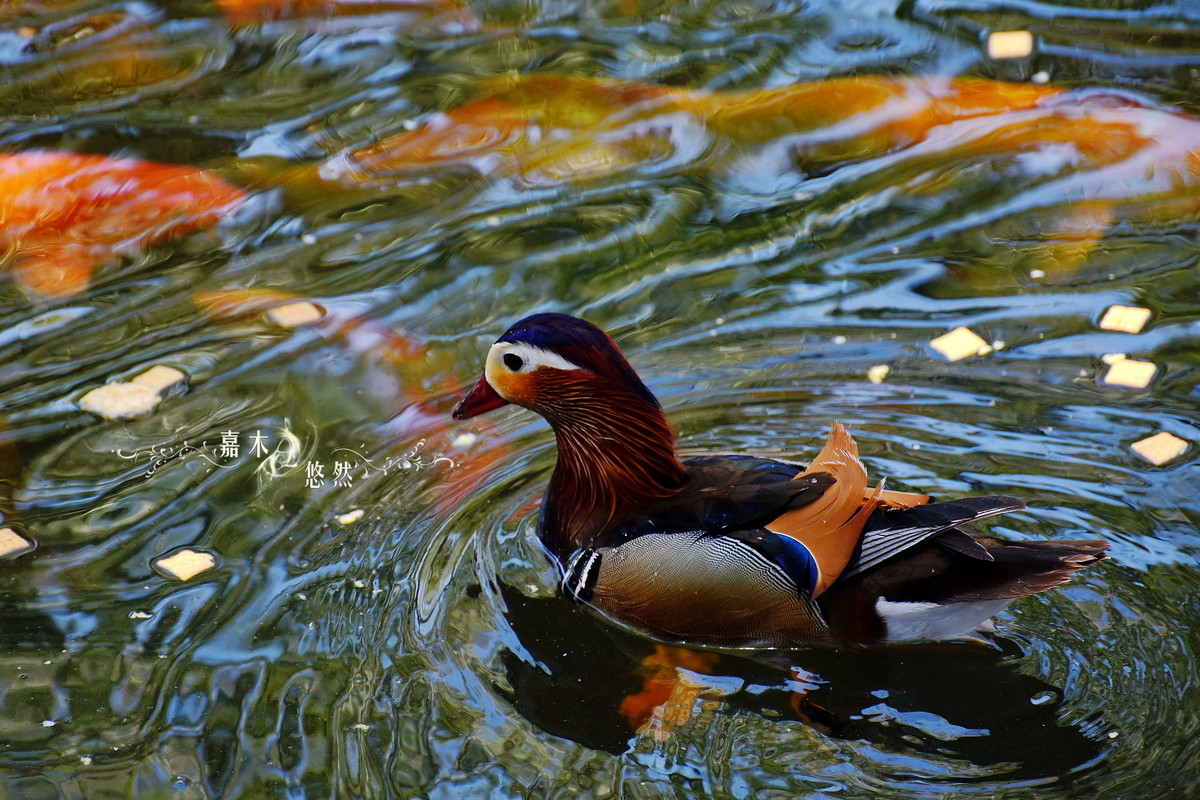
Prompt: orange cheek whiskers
<box><xmin>487</xmin><ymin>368</ymin><xmax>537</xmax><ymax>407</ymax></box>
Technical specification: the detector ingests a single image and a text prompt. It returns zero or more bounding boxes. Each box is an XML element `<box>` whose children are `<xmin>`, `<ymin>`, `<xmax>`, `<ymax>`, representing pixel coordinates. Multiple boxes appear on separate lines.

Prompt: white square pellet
<box><xmin>1102</xmin><ymin>358</ymin><xmax>1157</xmax><ymax>388</ymax></box>
<box><xmin>1098</xmin><ymin>305</ymin><xmax>1151</xmax><ymax>334</ymax></box>
<box><xmin>988</xmin><ymin>30</ymin><xmax>1034</xmax><ymax>59</ymax></box>
<box><xmin>267</xmin><ymin>302</ymin><xmax>324</xmax><ymax>328</ymax></box>
<box><xmin>1131</xmin><ymin>432</ymin><xmax>1189</xmax><ymax>465</ymax></box>
<box><xmin>155</xmin><ymin>550</ymin><xmax>216</xmax><ymax>581</ymax></box>
<box><xmin>79</xmin><ymin>383</ymin><xmax>161</xmax><ymax>419</ymax></box>
<box><xmin>0</xmin><ymin>528</ymin><xmax>33</xmax><ymax>558</ymax></box>
<box><xmin>930</xmin><ymin>327</ymin><xmax>992</xmax><ymax>361</ymax></box>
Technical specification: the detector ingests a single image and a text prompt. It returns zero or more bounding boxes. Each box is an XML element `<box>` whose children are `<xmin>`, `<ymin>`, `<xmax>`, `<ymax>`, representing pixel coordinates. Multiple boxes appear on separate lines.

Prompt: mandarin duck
<box><xmin>453</xmin><ymin>313</ymin><xmax>1108</xmax><ymax>648</ymax></box>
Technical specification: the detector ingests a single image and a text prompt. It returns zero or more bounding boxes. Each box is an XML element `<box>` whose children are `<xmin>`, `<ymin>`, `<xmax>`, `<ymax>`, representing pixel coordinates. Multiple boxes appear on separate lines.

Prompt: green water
<box><xmin>2</xmin><ymin>0</ymin><xmax>1200</xmax><ymax>797</ymax></box>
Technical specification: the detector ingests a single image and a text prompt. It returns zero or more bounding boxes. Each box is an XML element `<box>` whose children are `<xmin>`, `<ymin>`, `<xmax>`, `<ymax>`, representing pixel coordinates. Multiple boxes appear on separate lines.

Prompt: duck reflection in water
<box><xmin>496</xmin><ymin>583</ymin><xmax>1105</xmax><ymax>778</ymax></box>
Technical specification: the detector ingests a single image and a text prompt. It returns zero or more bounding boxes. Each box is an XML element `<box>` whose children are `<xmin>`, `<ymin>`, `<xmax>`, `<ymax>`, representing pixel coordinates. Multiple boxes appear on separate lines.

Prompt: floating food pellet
<box><xmin>0</xmin><ymin>528</ymin><xmax>33</xmax><ymax>558</ymax></box>
<box><xmin>131</xmin><ymin>365</ymin><xmax>186</xmax><ymax>393</ymax></box>
<box><xmin>1099</xmin><ymin>305</ymin><xmax>1152</xmax><ymax>334</ymax></box>
<box><xmin>336</xmin><ymin>509</ymin><xmax>365</xmax><ymax>525</ymax></box>
<box><xmin>78</xmin><ymin>382</ymin><xmax>161</xmax><ymax>419</ymax></box>
<box><xmin>451</xmin><ymin>433</ymin><xmax>477</xmax><ymax>448</ymax></box>
<box><xmin>267</xmin><ymin>301</ymin><xmax>324</xmax><ymax>328</ymax></box>
<box><xmin>1131</xmin><ymin>432</ymin><xmax>1189</xmax><ymax>465</ymax></box>
<box><xmin>155</xmin><ymin>549</ymin><xmax>216</xmax><ymax>581</ymax></box>
<box><xmin>988</xmin><ymin>30</ymin><xmax>1034</xmax><ymax>59</ymax></box>
<box><xmin>866</xmin><ymin>365</ymin><xmax>890</xmax><ymax>384</ymax></box>
<box><xmin>1102</xmin><ymin>358</ymin><xmax>1157</xmax><ymax>388</ymax></box>
<box><xmin>929</xmin><ymin>327</ymin><xmax>992</xmax><ymax>361</ymax></box>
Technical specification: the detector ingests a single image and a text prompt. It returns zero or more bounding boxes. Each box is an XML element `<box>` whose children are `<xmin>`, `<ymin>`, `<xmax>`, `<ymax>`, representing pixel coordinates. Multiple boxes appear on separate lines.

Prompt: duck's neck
<box><xmin>538</xmin><ymin>381</ymin><xmax>687</xmax><ymax>558</ymax></box>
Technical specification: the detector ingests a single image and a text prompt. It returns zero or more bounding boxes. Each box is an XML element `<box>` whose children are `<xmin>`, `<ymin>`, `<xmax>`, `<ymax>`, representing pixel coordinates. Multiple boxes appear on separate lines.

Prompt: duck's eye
<box><xmin>503</xmin><ymin>353</ymin><xmax>524</xmax><ymax>371</ymax></box>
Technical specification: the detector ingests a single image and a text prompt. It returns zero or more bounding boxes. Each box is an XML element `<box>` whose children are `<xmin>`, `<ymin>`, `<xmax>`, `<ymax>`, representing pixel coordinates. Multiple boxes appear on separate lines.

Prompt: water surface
<box><xmin>1</xmin><ymin>0</ymin><xmax>1199</xmax><ymax>798</ymax></box>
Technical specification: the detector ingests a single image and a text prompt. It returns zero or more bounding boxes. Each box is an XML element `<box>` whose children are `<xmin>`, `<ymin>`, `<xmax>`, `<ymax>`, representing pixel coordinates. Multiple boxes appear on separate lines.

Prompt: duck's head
<box><xmin>453</xmin><ymin>313</ymin><xmax>660</xmax><ymax>421</ymax></box>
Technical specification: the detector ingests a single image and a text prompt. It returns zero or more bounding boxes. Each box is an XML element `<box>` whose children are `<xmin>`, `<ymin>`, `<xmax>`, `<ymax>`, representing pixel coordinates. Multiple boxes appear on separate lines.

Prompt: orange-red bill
<box><xmin>452</xmin><ymin>374</ymin><xmax>508</xmax><ymax>419</ymax></box>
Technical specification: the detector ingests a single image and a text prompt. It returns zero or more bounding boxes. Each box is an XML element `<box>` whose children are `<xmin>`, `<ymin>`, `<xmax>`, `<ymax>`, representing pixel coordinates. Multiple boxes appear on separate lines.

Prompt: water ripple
<box><xmin>3</xmin><ymin>0</ymin><xmax>1200</xmax><ymax>796</ymax></box>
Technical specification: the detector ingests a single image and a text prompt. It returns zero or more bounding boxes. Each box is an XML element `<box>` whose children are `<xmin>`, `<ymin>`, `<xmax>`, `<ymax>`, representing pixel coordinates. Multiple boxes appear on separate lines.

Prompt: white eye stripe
<box><xmin>488</xmin><ymin>342</ymin><xmax>582</xmax><ymax>373</ymax></box>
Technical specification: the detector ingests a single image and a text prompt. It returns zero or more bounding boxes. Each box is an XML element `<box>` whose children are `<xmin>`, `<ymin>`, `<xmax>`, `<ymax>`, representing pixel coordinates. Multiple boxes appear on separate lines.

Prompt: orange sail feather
<box><xmin>767</xmin><ymin>423</ymin><xmax>885</xmax><ymax>597</ymax></box>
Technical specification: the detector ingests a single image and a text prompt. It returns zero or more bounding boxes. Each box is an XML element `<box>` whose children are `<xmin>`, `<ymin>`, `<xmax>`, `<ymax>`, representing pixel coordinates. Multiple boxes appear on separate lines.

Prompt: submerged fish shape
<box><xmin>310</xmin><ymin>73</ymin><xmax>1199</xmax><ymax>276</ymax></box>
<box><xmin>214</xmin><ymin>0</ymin><xmax>479</xmax><ymax>29</ymax></box>
<box><xmin>453</xmin><ymin>313</ymin><xmax>1108</xmax><ymax>648</ymax></box>
<box><xmin>322</xmin><ymin>73</ymin><xmax>1094</xmax><ymax>185</ymax></box>
<box><xmin>0</xmin><ymin>151</ymin><xmax>247</xmax><ymax>299</ymax></box>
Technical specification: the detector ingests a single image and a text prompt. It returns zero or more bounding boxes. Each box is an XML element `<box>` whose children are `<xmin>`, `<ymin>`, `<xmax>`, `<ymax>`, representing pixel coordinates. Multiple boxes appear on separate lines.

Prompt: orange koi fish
<box><xmin>0</xmin><ymin>152</ymin><xmax>247</xmax><ymax>299</ymax></box>
<box><xmin>215</xmin><ymin>0</ymin><xmax>478</xmax><ymax>28</ymax></box>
